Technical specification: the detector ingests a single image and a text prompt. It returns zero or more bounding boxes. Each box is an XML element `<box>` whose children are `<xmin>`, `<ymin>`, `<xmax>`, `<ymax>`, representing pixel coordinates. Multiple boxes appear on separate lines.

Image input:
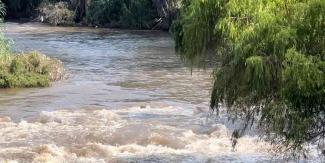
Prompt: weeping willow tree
<box><xmin>171</xmin><ymin>0</ymin><xmax>227</xmax><ymax>66</ymax></box>
<box><xmin>173</xmin><ymin>0</ymin><xmax>325</xmax><ymax>154</ymax></box>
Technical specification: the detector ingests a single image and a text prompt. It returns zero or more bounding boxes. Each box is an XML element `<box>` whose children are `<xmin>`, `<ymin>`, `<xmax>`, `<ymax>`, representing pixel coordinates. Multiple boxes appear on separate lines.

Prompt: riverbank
<box><xmin>3</xmin><ymin>0</ymin><xmax>180</xmax><ymax>31</ymax></box>
<box><xmin>0</xmin><ymin>31</ymin><xmax>65</xmax><ymax>88</ymax></box>
<box><xmin>0</xmin><ymin>51</ymin><xmax>65</xmax><ymax>88</ymax></box>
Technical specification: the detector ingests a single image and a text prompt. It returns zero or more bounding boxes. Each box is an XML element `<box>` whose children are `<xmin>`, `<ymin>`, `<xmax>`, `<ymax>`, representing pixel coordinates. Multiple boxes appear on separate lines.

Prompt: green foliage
<box><xmin>0</xmin><ymin>51</ymin><xmax>65</xmax><ymax>88</ymax></box>
<box><xmin>86</xmin><ymin>0</ymin><xmax>121</xmax><ymax>26</ymax></box>
<box><xmin>0</xmin><ymin>34</ymin><xmax>12</xmax><ymax>63</ymax></box>
<box><xmin>2</xmin><ymin>0</ymin><xmax>43</xmax><ymax>17</ymax></box>
<box><xmin>0</xmin><ymin>1</ymin><xmax>64</xmax><ymax>88</ymax></box>
<box><xmin>0</xmin><ymin>0</ymin><xmax>65</xmax><ymax>89</ymax></box>
<box><xmin>174</xmin><ymin>0</ymin><xmax>325</xmax><ymax>152</ymax></box>
<box><xmin>86</xmin><ymin>0</ymin><xmax>158</xmax><ymax>29</ymax></box>
<box><xmin>0</xmin><ymin>1</ymin><xmax>5</xmax><ymax>17</ymax></box>
<box><xmin>215</xmin><ymin>0</ymin><xmax>325</xmax><ymax>151</ymax></box>
<box><xmin>171</xmin><ymin>0</ymin><xmax>227</xmax><ymax>65</ymax></box>
<box><xmin>38</xmin><ymin>1</ymin><xmax>75</xmax><ymax>26</ymax></box>
<box><xmin>2</xmin><ymin>0</ymin><xmax>175</xmax><ymax>29</ymax></box>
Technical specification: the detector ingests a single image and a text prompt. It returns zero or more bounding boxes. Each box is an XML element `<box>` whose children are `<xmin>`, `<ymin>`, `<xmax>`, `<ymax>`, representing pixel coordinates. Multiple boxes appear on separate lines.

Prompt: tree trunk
<box><xmin>74</xmin><ymin>0</ymin><xmax>86</xmax><ymax>23</ymax></box>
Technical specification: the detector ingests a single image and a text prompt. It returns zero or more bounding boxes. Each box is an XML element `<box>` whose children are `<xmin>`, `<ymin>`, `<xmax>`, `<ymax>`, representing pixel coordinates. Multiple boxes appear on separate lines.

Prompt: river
<box><xmin>0</xmin><ymin>22</ymin><xmax>320</xmax><ymax>162</ymax></box>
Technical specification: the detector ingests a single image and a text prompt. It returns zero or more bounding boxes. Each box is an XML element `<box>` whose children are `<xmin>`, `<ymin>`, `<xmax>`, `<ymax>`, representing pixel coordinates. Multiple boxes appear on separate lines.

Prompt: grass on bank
<box><xmin>0</xmin><ymin>35</ymin><xmax>65</xmax><ymax>88</ymax></box>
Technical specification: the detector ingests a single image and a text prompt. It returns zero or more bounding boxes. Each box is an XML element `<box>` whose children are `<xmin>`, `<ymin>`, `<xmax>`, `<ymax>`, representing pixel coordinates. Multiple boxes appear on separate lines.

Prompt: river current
<box><xmin>0</xmin><ymin>23</ymin><xmax>320</xmax><ymax>162</ymax></box>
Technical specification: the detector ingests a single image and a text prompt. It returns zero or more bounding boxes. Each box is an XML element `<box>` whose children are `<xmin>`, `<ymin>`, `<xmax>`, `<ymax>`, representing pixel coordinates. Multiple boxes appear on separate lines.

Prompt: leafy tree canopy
<box><xmin>173</xmin><ymin>0</ymin><xmax>325</xmax><ymax>153</ymax></box>
<box><xmin>86</xmin><ymin>0</ymin><xmax>158</xmax><ymax>29</ymax></box>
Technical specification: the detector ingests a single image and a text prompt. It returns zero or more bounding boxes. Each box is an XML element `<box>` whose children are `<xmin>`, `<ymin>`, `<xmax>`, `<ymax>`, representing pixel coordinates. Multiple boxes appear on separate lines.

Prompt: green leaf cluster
<box><xmin>86</xmin><ymin>0</ymin><xmax>158</xmax><ymax>29</ymax></box>
<box><xmin>173</xmin><ymin>0</ymin><xmax>325</xmax><ymax>152</ymax></box>
<box><xmin>2</xmin><ymin>0</ymin><xmax>43</xmax><ymax>17</ymax></box>
<box><xmin>171</xmin><ymin>0</ymin><xmax>227</xmax><ymax>65</ymax></box>
<box><xmin>0</xmin><ymin>49</ymin><xmax>65</xmax><ymax>88</ymax></box>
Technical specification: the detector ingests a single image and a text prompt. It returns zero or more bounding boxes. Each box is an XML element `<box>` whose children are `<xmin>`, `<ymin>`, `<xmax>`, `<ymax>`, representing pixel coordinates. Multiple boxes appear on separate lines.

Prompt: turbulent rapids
<box><xmin>0</xmin><ymin>106</ymin><xmax>275</xmax><ymax>162</ymax></box>
<box><xmin>0</xmin><ymin>23</ymin><xmax>321</xmax><ymax>162</ymax></box>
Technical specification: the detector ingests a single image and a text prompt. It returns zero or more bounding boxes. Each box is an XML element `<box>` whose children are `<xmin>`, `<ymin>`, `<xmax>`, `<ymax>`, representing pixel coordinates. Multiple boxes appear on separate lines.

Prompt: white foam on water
<box><xmin>0</xmin><ymin>106</ymin><xmax>322</xmax><ymax>162</ymax></box>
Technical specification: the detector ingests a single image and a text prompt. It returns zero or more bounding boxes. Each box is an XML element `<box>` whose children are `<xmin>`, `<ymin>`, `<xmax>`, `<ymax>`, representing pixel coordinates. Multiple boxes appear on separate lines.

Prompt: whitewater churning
<box><xmin>0</xmin><ymin>107</ymin><xmax>276</xmax><ymax>162</ymax></box>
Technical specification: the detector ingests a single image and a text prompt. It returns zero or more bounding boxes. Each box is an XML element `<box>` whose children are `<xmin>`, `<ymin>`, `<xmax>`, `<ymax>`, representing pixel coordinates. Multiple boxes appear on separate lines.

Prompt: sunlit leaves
<box><xmin>174</xmin><ymin>0</ymin><xmax>325</xmax><ymax>153</ymax></box>
<box><xmin>171</xmin><ymin>0</ymin><xmax>227</xmax><ymax>66</ymax></box>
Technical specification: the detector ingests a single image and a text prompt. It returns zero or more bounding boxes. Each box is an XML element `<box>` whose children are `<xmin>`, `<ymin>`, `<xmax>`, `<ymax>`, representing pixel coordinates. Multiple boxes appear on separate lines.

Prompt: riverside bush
<box><xmin>2</xmin><ymin>0</ymin><xmax>64</xmax><ymax>18</ymax></box>
<box><xmin>0</xmin><ymin>51</ymin><xmax>65</xmax><ymax>88</ymax></box>
<box><xmin>86</xmin><ymin>0</ymin><xmax>158</xmax><ymax>29</ymax></box>
<box><xmin>3</xmin><ymin>0</ymin><xmax>179</xmax><ymax>30</ymax></box>
<box><xmin>0</xmin><ymin>34</ymin><xmax>65</xmax><ymax>88</ymax></box>
<box><xmin>38</xmin><ymin>1</ymin><xmax>75</xmax><ymax>26</ymax></box>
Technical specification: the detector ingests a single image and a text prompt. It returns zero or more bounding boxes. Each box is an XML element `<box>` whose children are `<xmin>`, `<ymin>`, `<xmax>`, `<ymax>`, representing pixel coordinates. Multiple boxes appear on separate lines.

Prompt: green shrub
<box><xmin>2</xmin><ymin>0</ymin><xmax>64</xmax><ymax>18</ymax></box>
<box><xmin>38</xmin><ymin>1</ymin><xmax>75</xmax><ymax>26</ymax></box>
<box><xmin>0</xmin><ymin>51</ymin><xmax>65</xmax><ymax>88</ymax></box>
<box><xmin>0</xmin><ymin>1</ymin><xmax>64</xmax><ymax>88</ymax></box>
<box><xmin>2</xmin><ymin>0</ymin><xmax>42</xmax><ymax>18</ymax></box>
<box><xmin>0</xmin><ymin>34</ymin><xmax>12</xmax><ymax>65</ymax></box>
<box><xmin>86</xmin><ymin>0</ymin><xmax>158</xmax><ymax>29</ymax></box>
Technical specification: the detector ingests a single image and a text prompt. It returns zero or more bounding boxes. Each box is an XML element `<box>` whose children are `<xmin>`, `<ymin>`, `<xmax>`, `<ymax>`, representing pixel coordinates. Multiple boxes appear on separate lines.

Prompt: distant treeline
<box><xmin>2</xmin><ymin>0</ymin><xmax>179</xmax><ymax>30</ymax></box>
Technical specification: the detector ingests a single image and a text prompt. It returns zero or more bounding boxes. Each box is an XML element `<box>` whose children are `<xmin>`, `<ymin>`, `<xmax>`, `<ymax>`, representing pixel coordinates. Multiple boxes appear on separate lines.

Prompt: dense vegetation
<box><xmin>2</xmin><ymin>0</ymin><xmax>66</xmax><ymax>19</ymax></box>
<box><xmin>0</xmin><ymin>2</ymin><xmax>65</xmax><ymax>88</ymax></box>
<box><xmin>2</xmin><ymin>0</ymin><xmax>178</xmax><ymax>30</ymax></box>
<box><xmin>1</xmin><ymin>0</ymin><xmax>42</xmax><ymax>18</ymax></box>
<box><xmin>86</xmin><ymin>0</ymin><xmax>158</xmax><ymax>28</ymax></box>
<box><xmin>38</xmin><ymin>1</ymin><xmax>75</xmax><ymax>25</ymax></box>
<box><xmin>173</xmin><ymin>0</ymin><xmax>325</xmax><ymax>154</ymax></box>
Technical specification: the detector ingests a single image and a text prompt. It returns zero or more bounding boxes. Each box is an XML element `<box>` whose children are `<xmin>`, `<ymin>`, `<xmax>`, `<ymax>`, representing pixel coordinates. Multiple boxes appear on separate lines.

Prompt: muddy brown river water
<box><xmin>0</xmin><ymin>22</ymin><xmax>321</xmax><ymax>162</ymax></box>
